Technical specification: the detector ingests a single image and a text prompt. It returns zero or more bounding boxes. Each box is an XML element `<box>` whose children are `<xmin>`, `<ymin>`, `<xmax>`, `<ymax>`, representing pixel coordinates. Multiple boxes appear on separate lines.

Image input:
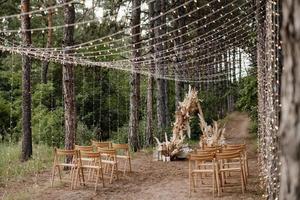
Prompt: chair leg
<box><xmin>240</xmin><ymin>170</ymin><xmax>245</xmax><ymax>194</ymax></box>
<box><xmin>212</xmin><ymin>171</ymin><xmax>215</xmax><ymax>197</ymax></box>
<box><xmin>192</xmin><ymin>174</ymin><xmax>196</xmax><ymax>192</ymax></box>
<box><xmin>95</xmin><ymin>168</ymin><xmax>100</xmax><ymax>193</ymax></box>
<box><xmin>50</xmin><ymin>165</ymin><xmax>56</xmax><ymax>187</ymax></box>
<box><xmin>115</xmin><ymin>162</ymin><xmax>119</xmax><ymax>180</ymax></box>
<box><xmin>57</xmin><ymin>166</ymin><xmax>62</xmax><ymax>182</ymax></box>
<box><xmin>246</xmin><ymin>157</ymin><xmax>249</xmax><ymax>176</ymax></box>
<box><xmin>74</xmin><ymin>167</ymin><xmax>79</xmax><ymax>189</ymax></box>
<box><xmin>81</xmin><ymin>166</ymin><xmax>85</xmax><ymax>186</ymax></box>
<box><xmin>70</xmin><ymin>167</ymin><xmax>75</xmax><ymax>190</ymax></box>
<box><xmin>128</xmin><ymin>157</ymin><xmax>132</xmax><ymax>172</ymax></box>
<box><xmin>110</xmin><ymin>164</ymin><xmax>115</xmax><ymax>184</ymax></box>
<box><xmin>189</xmin><ymin>173</ymin><xmax>192</xmax><ymax>197</ymax></box>
<box><xmin>124</xmin><ymin>159</ymin><xmax>127</xmax><ymax>175</ymax></box>
<box><xmin>215</xmin><ymin>170</ymin><xmax>220</xmax><ymax>197</ymax></box>
<box><xmin>100</xmin><ymin>168</ymin><xmax>105</xmax><ymax>187</ymax></box>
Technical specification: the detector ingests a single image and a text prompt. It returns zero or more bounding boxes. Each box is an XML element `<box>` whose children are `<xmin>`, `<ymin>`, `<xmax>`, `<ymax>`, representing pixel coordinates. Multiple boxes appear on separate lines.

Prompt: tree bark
<box><xmin>145</xmin><ymin>1</ymin><xmax>155</xmax><ymax>147</ymax></box>
<box><xmin>129</xmin><ymin>0</ymin><xmax>141</xmax><ymax>151</ymax></box>
<box><xmin>239</xmin><ymin>48</ymin><xmax>242</xmax><ymax>81</ymax></box>
<box><xmin>63</xmin><ymin>0</ymin><xmax>76</xmax><ymax>151</ymax></box>
<box><xmin>145</xmin><ymin>75</ymin><xmax>154</xmax><ymax>146</ymax></box>
<box><xmin>42</xmin><ymin>6</ymin><xmax>53</xmax><ymax>84</ymax></box>
<box><xmin>21</xmin><ymin>0</ymin><xmax>32</xmax><ymax>162</ymax></box>
<box><xmin>154</xmin><ymin>0</ymin><xmax>166</xmax><ymax>139</ymax></box>
<box><xmin>173</xmin><ymin>0</ymin><xmax>185</xmax><ymax>108</ymax></box>
<box><xmin>280</xmin><ymin>0</ymin><xmax>300</xmax><ymax>199</ymax></box>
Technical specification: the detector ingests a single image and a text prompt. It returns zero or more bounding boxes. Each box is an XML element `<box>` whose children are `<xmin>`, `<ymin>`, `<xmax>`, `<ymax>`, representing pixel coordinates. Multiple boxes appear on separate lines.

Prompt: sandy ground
<box><xmin>0</xmin><ymin>112</ymin><xmax>262</xmax><ymax>200</ymax></box>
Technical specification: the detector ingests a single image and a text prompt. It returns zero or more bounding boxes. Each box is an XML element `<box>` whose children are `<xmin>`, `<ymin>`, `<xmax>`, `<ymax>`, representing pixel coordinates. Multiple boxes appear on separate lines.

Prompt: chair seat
<box><xmin>219</xmin><ymin>167</ymin><xmax>241</xmax><ymax>172</ymax></box>
<box><xmin>58</xmin><ymin>163</ymin><xmax>76</xmax><ymax>167</ymax></box>
<box><xmin>116</xmin><ymin>155</ymin><xmax>129</xmax><ymax>159</ymax></box>
<box><xmin>79</xmin><ymin>158</ymin><xmax>94</xmax><ymax>162</ymax></box>
<box><xmin>81</xmin><ymin>165</ymin><xmax>102</xmax><ymax>169</ymax></box>
<box><xmin>192</xmin><ymin>169</ymin><xmax>214</xmax><ymax>173</ymax></box>
<box><xmin>102</xmin><ymin>160</ymin><xmax>117</xmax><ymax>165</ymax></box>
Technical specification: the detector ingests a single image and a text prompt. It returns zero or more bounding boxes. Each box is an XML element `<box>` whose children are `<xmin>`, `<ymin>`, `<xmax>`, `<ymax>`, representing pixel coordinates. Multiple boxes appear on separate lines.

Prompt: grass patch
<box><xmin>0</xmin><ymin>143</ymin><xmax>53</xmax><ymax>184</ymax></box>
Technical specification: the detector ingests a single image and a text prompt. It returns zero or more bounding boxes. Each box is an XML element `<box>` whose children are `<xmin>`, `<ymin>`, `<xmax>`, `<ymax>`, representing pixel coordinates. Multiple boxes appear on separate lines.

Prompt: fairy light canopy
<box><xmin>0</xmin><ymin>0</ymin><xmax>256</xmax><ymax>83</ymax></box>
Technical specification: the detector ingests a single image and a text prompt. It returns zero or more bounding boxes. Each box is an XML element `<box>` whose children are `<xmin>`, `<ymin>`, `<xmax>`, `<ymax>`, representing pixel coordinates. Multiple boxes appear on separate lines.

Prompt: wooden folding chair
<box><xmin>224</xmin><ymin>144</ymin><xmax>249</xmax><ymax>177</ymax></box>
<box><xmin>50</xmin><ymin>148</ymin><xmax>83</xmax><ymax>189</ymax></box>
<box><xmin>112</xmin><ymin>143</ymin><xmax>132</xmax><ymax>174</ymax></box>
<box><xmin>76</xmin><ymin>151</ymin><xmax>105</xmax><ymax>192</ymax></box>
<box><xmin>215</xmin><ymin>150</ymin><xmax>246</xmax><ymax>197</ymax></box>
<box><xmin>98</xmin><ymin>148</ymin><xmax>119</xmax><ymax>184</ymax></box>
<box><xmin>188</xmin><ymin>153</ymin><xmax>218</xmax><ymax>198</ymax></box>
<box><xmin>92</xmin><ymin>140</ymin><xmax>112</xmax><ymax>149</ymax></box>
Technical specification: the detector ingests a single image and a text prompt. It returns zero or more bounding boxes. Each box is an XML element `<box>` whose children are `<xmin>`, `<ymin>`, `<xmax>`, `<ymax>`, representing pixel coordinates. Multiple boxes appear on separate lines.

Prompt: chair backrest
<box><xmin>75</xmin><ymin>145</ymin><xmax>94</xmax><ymax>152</ymax></box>
<box><xmin>112</xmin><ymin>143</ymin><xmax>129</xmax><ymax>150</ymax></box>
<box><xmin>189</xmin><ymin>153</ymin><xmax>215</xmax><ymax>162</ymax></box>
<box><xmin>79</xmin><ymin>151</ymin><xmax>101</xmax><ymax>159</ymax></box>
<box><xmin>197</xmin><ymin>146</ymin><xmax>221</xmax><ymax>153</ymax></box>
<box><xmin>225</xmin><ymin>143</ymin><xmax>246</xmax><ymax>148</ymax></box>
<box><xmin>215</xmin><ymin>150</ymin><xmax>242</xmax><ymax>160</ymax></box>
<box><xmin>53</xmin><ymin>148</ymin><xmax>78</xmax><ymax>164</ymax></box>
<box><xmin>97</xmin><ymin>147</ymin><xmax>116</xmax><ymax>156</ymax></box>
<box><xmin>91</xmin><ymin>140</ymin><xmax>112</xmax><ymax>149</ymax></box>
<box><xmin>222</xmin><ymin>144</ymin><xmax>246</xmax><ymax>153</ymax></box>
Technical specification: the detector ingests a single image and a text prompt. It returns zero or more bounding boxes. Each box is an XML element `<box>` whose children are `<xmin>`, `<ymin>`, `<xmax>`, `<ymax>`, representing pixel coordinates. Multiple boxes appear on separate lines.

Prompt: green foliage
<box><xmin>76</xmin><ymin>121</ymin><xmax>97</xmax><ymax>145</ymax></box>
<box><xmin>237</xmin><ymin>73</ymin><xmax>258</xmax><ymax>134</ymax></box>
<box><xmin>237</xmin><ymin>75</ymin><xmax>258</xmax><ymax>119</ymax></box>
<box><xmin>199</xmin><ymin>90</ymin><xmax>225</xmax><ymax>123</ymax></box>
<box><xmin>0</xmin><ymin>143</ymin><xmax>53</xmax><ymax>184</ymax></box>
<box><xmin>111</xmin><ymin>125</ymin><xmax>129</xmax><ymax>144</ymax></box>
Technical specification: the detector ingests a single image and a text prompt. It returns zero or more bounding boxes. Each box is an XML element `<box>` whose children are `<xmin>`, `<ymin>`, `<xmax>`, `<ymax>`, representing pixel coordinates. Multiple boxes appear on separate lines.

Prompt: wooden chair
<box><xmin>76</xmin><ymin>151</ymin><xmax>105</xmax><ymax>192</ymax></box>
<box><xmin>75</xmin><ymin>145</ymin><xmax>94</xmax><ymax>152</ymax></box>
<box><xmin>112</xmin><ymin>143</ymin><xmax>132</xmax><ymax>174</ymax></box>
<box><xmin>92</xmin><ymin>140</ymin><xmax>112</xmax><ymax>149</ymax></box>
<box><xmin>188</xmin><ymin>153</ymin><xmax>218</xmax><ymax>198</ymax></box>
<box><xmin>224</xmin><ymin>144</ymin><xmax>249</xmax><ymax>177</ymax></box>
<box><xmin>75</xmin><ymin>145</ymin><xmax>94</xmax><ymax>161</ymax></box>
<box><xmin>50</xmin><ymin>148</ymin><xmax>83</xmax><ymax>189</ymax></box>
<box><xmin>97</xmin><ymin>147</ymin><xmax>119</xmax><ymax>183</ymax></box>
<box><xmin>215</xmin><ymin>150</ymin><xmax>246</xmax><ymax>197</ymax></box>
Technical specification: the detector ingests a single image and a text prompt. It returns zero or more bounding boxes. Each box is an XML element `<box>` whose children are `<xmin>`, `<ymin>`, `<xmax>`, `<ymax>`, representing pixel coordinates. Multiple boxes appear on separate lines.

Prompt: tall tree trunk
<box><xmin>145</xmin><ymin>75</ymin><xmax>154</xmax><ymax>146</ymax></box>
<box><xmin>145</xmin><ymin>1</ymin><xmax>155</xmax><ymax>147</ymax></box>
<box><xmin>154</xmin><ymin>0</ymin><xmax>166</xmax><ymax>139</ymax></box>
<box><xmin>21</xmin><ymin>0</ymin><xmax>32</xmax><ymax>162</ymax></box>
<box><xmin>63</xmin><ymin>0</ymin><xmax>76</xmax><ymax>151</ymax></box>
<box><xmin>173</xmin><ymin>0</ymin><xmax>185</xmax><ymax>108</ymax></box>
<box><xmin>239</xmin><ymin>48</ymin><xmax>242</xmax><ymax>81</ymax></box>
<box><xmin>129</xmin><ymin>0</ymin><xmax>141</xmax><ymax>151</ymax></box>
<box><xmin>42</xmin><ymin>6</ymin><xmax>53</xmax><ymax>84</ymax></box>
<box><xmin>280</xmin><ymin>0</ymin><xmax>300</xmax><ymax>198</ymax></box>
<box><xmin>233</xmin><ymin>47</ymin><xmax>236</xmax><ymax>83</ymax></box>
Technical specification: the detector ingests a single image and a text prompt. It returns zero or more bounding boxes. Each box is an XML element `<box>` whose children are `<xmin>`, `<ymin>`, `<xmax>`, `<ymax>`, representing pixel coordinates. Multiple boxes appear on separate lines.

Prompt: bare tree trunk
<box><xmin>145</xmin><ymin>75</ymin><xmax>154</xmax><ymax>146</ymax></box>
<box><xmin>173</xmin><ymin>0</ymin><xmax>185</xmax><ymax>108</ymax></box>
<box><xmin>42</xmin><ymin>6</ymin><xmax>53</xmax><ymax>84</ymax></box>
<box><xmin>63</xmin><ymin>0</ymin><xmax>76</xmax><ymax>151</ymax></box>
<box><xmin>21</xmin><ymin>0</ymin><xmax>32</xmax><ymax>162</ymax></box>
<box><xmin>129</xmin><ymin>0</ymin><xmax>141</xmax><ymax>151</ymax></box>
<box><xmin>239</xmin><ymin>48</ymin><xmax>242</xmax><ymax>81</ymax></box>
<box><xmin>145</xmin><ymin>1</ymin><xmax>155</xmax><ymax>147</ymax></box>
<box><xmin>280</xmin><ymin>0</ymin><xmax>300</xmax><ymax>198</ymax></box>
<box><xmin>154</xmin><ymin>0</ymin><xmax>166</xmax><ymax>139</ymax></box>
<box><xmin>233</xmin><ymin>47</ymin><xmax>236</xmax><ymax>83</ymax></box>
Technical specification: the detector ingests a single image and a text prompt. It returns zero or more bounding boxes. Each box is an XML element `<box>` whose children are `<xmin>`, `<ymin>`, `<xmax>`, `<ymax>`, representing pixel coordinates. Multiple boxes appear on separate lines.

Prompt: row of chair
<box><xmin>50</xmin><ymin>141</ymin><xmax>132</xmax><ymax>192</ymax></box>
<box><xmin>189</xmin><ymin>144</ymin><xmax>249</xmax><ymax>197</ymax></box>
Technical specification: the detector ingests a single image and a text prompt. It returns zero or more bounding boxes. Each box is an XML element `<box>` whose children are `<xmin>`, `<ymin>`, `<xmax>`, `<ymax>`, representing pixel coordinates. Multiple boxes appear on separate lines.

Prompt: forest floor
<box><xmin>0</xmin><ymin>112</ymin><xmax>263</xmax><ymax>200</ymax></box>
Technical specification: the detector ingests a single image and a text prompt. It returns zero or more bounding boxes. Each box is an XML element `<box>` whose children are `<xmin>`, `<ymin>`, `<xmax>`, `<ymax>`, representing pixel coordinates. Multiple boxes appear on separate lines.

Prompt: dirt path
<box><xmin>1</xmin><ymin>112</ymin><xmax>262</xmax><ymax>200</ymax></box>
